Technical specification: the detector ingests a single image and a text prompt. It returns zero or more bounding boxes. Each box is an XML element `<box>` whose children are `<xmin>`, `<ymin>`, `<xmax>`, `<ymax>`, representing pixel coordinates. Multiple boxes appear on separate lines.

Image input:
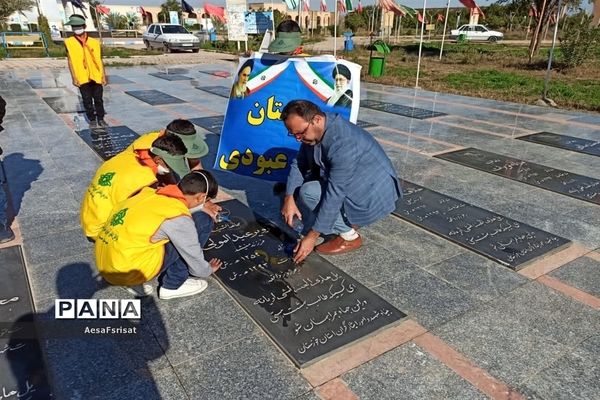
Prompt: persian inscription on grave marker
<box><xmin>360</xmin><ymin>99</ymin><xmax>447</xmax><ymax>119</ymax></box>
<box><xmin>394</xmin><ymin>181</ymin><xmax>571</xmax><ymax>269</ymax></box>
<box><xmin>204</xmin><ymin>200</ymin><xmax>406</xmax><ymax>367</ymax></box>
<box><xmin>148</xmin><ymin>72</ymin><xmax>193</xmax><ymax>81</ymax></box>
<box><xmin>189</xmin><ymin>116</ymin><xmax>225</xmax><ymax>135</ymax></box>
<box><xmin>196</xmin><ymin>86</ymin><xmax>231</xmax><ymax>98</ymax></box>
<box><xmin>518</xmin><ymin>132</ymin><xmax>600</xmax><ymax>158</ymax></box>
<box><xmin>125</xmin><ymin>90</ymin><xmax>186</xmax><ymax>105</ymax></box>
<box><xmin>78</xmin><ymin>126</ymin><xmax>139</xmax><ymax>160</ymax></box>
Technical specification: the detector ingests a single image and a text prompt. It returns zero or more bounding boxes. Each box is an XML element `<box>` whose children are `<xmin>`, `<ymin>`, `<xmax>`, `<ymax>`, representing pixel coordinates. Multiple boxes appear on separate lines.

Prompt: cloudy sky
<box><xmin>103</xmin><ymin>0</ymin><xmax>499</xmax><ymax>10</ymax></box>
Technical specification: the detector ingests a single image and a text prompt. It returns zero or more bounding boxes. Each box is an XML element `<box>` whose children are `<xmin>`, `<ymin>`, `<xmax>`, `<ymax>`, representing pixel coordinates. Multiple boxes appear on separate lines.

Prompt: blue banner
<box><xmin>215</xmin><ymin>54</ymin><xmax>361</xmax><ymax>182</ymax></box>
<box><xmin>244</xmin><ymin>11</ymin><xmax>273</xmax><ymax>34</ymax></box>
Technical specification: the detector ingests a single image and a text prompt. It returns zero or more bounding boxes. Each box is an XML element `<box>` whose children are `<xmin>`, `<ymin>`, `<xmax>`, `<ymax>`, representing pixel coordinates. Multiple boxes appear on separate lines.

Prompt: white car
<box><xmin>143</xmin><ymin>23</ymin><xmax>200</xmax><ymax>53</ymax></box>
<box><xmin>450</xmin><ymin>24</ymin><xmax>504</xmax><ymax>42</ymax></box>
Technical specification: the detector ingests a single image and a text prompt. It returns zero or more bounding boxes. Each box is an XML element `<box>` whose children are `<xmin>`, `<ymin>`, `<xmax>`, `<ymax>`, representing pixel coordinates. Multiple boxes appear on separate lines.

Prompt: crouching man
<box><xmin>95</xmin><ymin>171</ymin><xmax>222</xmax><ymax>299</ymax></box>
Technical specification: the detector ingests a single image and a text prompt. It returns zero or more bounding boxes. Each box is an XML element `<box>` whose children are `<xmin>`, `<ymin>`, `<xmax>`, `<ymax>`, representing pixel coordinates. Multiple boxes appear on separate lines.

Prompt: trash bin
<box><xmin>343</xmin><ymin>31</ymin><xmax>354</xmax><ymax>51</ymax></box>
<box><xmin>368</xmin><ymin>40</ymin><xmax>391</xmax><ymax>77</ymax></box>
<box><xmin>209</xmin><ymin>29</ymin><xmax>217</xmax><ymax>42</ymax></box>
<box><xmin>457</xmin><ymin>33</ymin><xmax>466</xmax><ymax>43</ymax></box>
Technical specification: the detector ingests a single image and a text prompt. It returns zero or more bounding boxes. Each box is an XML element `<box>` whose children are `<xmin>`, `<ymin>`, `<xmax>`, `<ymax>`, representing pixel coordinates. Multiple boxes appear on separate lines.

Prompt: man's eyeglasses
<box><xmin>287</xmin><ymin>121</ymin><xmax>312</xmax><ymax>137</ymax></box>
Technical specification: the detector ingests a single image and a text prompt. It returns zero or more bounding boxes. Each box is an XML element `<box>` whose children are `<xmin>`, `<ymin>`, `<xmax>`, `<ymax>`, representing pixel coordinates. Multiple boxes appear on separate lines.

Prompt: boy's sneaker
<box><xmin>159</xmin><ymin>278</ymin><xmax>208</xmax><ymax>300</ymax></box>
<box><xmin>89</xmin><ymin>120</ymin><xmax>99</xmax><ymax>129</ymax></box>
<box><xmin>122</xmin><ymin>283</ymin><xmax>153</xmax><ymax>297</ymax></box>
<box><xmin>97</xmin><ymin>119</ymin><xmax>109</xmax><ymax>128</ymax></box>
<box><xmin>0</xmin><ymin>224</ymin><xmax>15</xmax><ymax>244</ymax></box>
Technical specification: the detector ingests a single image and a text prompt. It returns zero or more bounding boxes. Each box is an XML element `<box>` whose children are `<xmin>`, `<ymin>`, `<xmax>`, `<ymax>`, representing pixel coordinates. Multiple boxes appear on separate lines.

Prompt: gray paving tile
<box><xmin>17</xmin><ymin>209</ymin><xmax>81</xmax><ymax>240</ymax></box>
<box><xmin>373</xmin><ymin>267</ymin><xmax>478</xmax><ymax>329</ymax></box>
<box><xmin>550</xmin><ymin>255</ymin><xmax>600</xmax><ymax>298</ymax></box>
<box><xmin>175</xmin><ymin>334</ymin><xmax>311</xmax><ymax>400</ymax></box>
<box><xmin>145</xmin><ymin>288</ymin><xmax>257</xmax><ymax>365</ymax></box>
<box><xmin>424</xmin><ymin>252</ymin><xmax>528</xmax><ymax>302</ymax></box>
<box><xmin>520</xmin><ymin>334</ymin><xmax>600</xmax><ymax>400</ymax></box>
<box><xmin>22</xmin><ymin>227</ymin><xmax>90</xmax><ymax>267</ymax></box>
<box><xmin>344</xmin><ymin>342</ymin><xmax>487</xmax><ymax>400</ymax></box>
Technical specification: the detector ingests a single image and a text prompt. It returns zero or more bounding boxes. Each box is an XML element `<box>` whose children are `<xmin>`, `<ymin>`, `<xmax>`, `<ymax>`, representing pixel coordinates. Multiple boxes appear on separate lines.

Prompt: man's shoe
<box><xmin>97</xmin><ymin>119</ymin><xmax>109</xmax><ymax>128</ymax></box>
<box><xmin>0</xmin><ymin>224</ymin><xmax>15</xmax><ymax>244</ymax></box>
<box><xmin>122</xmin><ymin>283</ymin><xmax>153</xmax><ymax>297</ymax></box>
<box><xmin>315</xmin><ymin>234</ymin><xmax>362</xmax><ymax>255</ymax></box>
<box><xmin>159</xmin><ymin>278</ymin><xmax>208</xmax><ymax>300</ymax></box>
<box><xmin>88</xmin><ymin>120</ymin><xmax>99</xmax><ymax>129</ymax></box>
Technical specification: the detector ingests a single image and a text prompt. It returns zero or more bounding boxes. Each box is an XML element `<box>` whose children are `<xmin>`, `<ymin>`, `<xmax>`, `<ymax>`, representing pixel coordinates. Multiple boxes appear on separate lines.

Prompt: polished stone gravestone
<box><xmin>518</xmin><ymin>132</ymin><xmax>600</xmax><ymax>158</ymax></box>
<box><xmin>361</xmin><ymin>99</ymin><xmax>447</xmax><ymax>119</ymax></box>
<box><xmin>106</xmin><ymin>75</ymin><xmax>134</xmax><ymax>84</ymax></box>
<box><xmin>394</xmin><ymin>181</ymin><xmax>571</xmax><ymax>269</ymax></box>
<box><xmin>356</xmin><ymin>120</ymin><xmax>378</xmax><ymax>129</ymax></box>
<box><xmin>161</xmin><ymin>67</ymin><xmax>189</xmax><ymax>75</ymax></box>
<box><xmin>78</xmin><ymin>126</ymin><xmax>139</xmax><ymax>160</ymax></box>
<box><xmin>0</xmin><ymin>246</ymin><xmax>52</xmax><ymax>399</ymax></box>
<box><xmin>189</xmin><ymin>115</ymin><xmax>224</xmax><ymax>135</ymax></box>
<box><xmin>198</xmin><ymin>70</ymin><xmax>231</xmax><ymax>78</ymax></box>
<box><xmin>204</xmin><ymin>199</ymin><xmax>406</xmax><ymax>367</ymax></box>
<box><xmin>43</xmin><ymin>96</ymin><xmax>85</xmax><ymax>114</ymax></box>
<box><xmin>436</xmin><ymin>148</ymin><xmax>600</xmax><ymax>205</ymax></box>
<box><xmin>26</xmin><ymin>78</ymin><xmax>64</xmax><ymax>89</ymax></box>
<box><xmin>196</xmin><ymin>86</ymin><xmax>230</xmax><ymax>98</ymax></box>
<box><xmin>125</xmin><ymin>90</ymin><xmax>186</xmax><ymax>105</ymax></box>
<box><xmin>148</xmin><ymin>72</ymin><xmax>193</xmax><ymax>81</ymax></box>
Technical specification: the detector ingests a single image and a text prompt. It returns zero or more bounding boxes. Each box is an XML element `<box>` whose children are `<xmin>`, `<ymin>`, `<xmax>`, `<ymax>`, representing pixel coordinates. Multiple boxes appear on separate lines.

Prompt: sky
<box><xmin>103</xmin><ymin>0</ymin><xmax>500</xmax><ymax>10</ymax></box>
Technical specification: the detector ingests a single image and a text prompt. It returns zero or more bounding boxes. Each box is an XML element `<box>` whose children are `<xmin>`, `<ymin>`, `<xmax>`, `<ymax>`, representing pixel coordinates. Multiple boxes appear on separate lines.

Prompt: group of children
<box><xmin>81</xmin><ymin>119</ymin><xmax>222</xmax><ymax>299</ymax></box>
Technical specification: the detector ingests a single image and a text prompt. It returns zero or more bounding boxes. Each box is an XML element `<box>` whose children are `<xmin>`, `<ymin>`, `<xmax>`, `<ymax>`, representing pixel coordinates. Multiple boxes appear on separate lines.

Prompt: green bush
<box><xmin>37</xmin><ymin>15</ymin><xmax>52</xmax><ymax>45</ymax></box>
<box><xmin>10</xmin><ymin>24</ymin><xmax>22</xmax><ymax>32</ymax></box>
<box><xmin>560</xmin><ymin>20</ymin><xmax>600</xmax><ymax>69</ymax></box>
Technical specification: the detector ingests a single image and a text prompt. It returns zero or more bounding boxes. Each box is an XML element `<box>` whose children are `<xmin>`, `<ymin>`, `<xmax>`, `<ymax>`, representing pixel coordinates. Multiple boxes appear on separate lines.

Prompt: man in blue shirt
<box><xmin>0</xmin><ymin>95</ymin><xmax>15</xmax><ymax>243</ymax></box>
<box><xmin>281</xmin><ymin>100</ymin><xmax>401</xmax><ymax>263</ymax></box>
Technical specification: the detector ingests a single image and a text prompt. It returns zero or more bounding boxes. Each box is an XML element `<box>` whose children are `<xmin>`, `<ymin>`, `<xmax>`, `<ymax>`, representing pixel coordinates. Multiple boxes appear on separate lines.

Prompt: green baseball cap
<box><xmin>167</xmin><ymin>128</ymin><xmax>209</xmax><ymax>159</ymax></box>
<box><xmin>65</xmin><ymin>15</ymin><xmax>86</xmax><ymax>26</ymax></box>
<box><xmin>268</xmin><ymin>32</ymin><xmax>302</xmax><ymax>54</ymax></box>
<box><xmin>150</xmin><ymin>147</ymin><xmax>190</xmax><ymax>179</ymax></box>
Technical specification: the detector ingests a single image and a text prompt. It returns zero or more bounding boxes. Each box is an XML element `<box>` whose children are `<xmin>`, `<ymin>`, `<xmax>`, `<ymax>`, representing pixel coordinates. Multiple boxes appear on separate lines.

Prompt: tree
<box><xmin>0</xmin><ymin>0</ymin><xmax>36</xmax><ymax>28</ymax></box>
<box><xmin>159</xmin><ymin>0</ymin><xmax>182</xmax><ymax>23</ymax></box>
<box><xmin>125</xmin><ymin>12</ymin><xmax>140</xmax><ymax>29</ymax></box>
<box><xmin>345</xmin><ymin>11</ymin><xmax>368</xmax><ymax>32</ymax></box>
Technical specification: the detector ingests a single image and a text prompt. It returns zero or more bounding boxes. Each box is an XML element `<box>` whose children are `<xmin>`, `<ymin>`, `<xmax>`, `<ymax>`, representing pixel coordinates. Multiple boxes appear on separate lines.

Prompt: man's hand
<box><xmin>203</xmin><ymin>200</ymin><xmax>222</xmax><ymax>221</ymax></box>
<box><xmin>281</xmin><ymin>195</ymin><xmax>302</xmax><ymax>227</ymax></box>
<box><xmin>209</xmin><ymin>258</ymin><xmax>222</xmax><ymax>272</ymax></box>
<box><xmin>293</xmin><ymin>231</ymin><xmax>319</xmax><ymax>264</ymax></box>
<box><xmin>73</xmin><ymin>80</ymin><xmax>80</xmax><ymax>87</ymax></box>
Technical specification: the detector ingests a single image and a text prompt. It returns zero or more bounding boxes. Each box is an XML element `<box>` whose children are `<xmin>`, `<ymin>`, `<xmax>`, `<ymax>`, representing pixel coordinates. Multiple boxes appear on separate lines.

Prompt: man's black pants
<box><xmin>79</xmin><ymin>81</ymin><xmax>105</xmax><ymax>122</ymax></box>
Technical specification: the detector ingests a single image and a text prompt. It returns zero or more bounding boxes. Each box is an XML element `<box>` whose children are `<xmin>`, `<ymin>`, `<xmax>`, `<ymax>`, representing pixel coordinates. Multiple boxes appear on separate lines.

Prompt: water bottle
<box><xmin>73</xmin><ymin>115</ymin><xmax>80</xmax><ymax>132</ymax></box>
<box><xmin>291</xmin><ymin>216</ymin><xmax>304</xmax><ymax>235</ymax></box>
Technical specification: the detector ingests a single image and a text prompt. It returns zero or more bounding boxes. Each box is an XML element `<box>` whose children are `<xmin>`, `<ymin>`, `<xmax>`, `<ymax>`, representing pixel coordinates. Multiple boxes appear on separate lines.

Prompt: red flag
<box><xmin>139</xmin><ymin>6</ymin><xmax>147</xmax><ymax>16</ymax></box>
<box><xmin>337</xmin><ymin>0</ymin><xmax>346</xmax><ymax>13</ymax></box>
<box><xmin>357</xmin><ymin>0</ymin><xmax>363</xmax><ymax>13</ymax></box>
<box><xmin>303</xmin><ymin>0</ymin><xmax>309</xmax><ymax>12</ymax></box>
<box><xmin>96</xmin><ymin>5</ymin><xmax>110</xmax><ymax>15</ymax></box>
<box><xmin>458</xmin><ymin>0</ymin><xmax>477</xmax><ymax>8</ymax></box>
<box><xmin>436</xmin><ymin>13</ymin><xmax>444</xmax><ymax>22</ymax></box>
<box><xmin>528</xmin><ymin>4</ymin><xmax>538</xmax><ymax>17</ymax></box>
<box><xmin>417</xmin><ymin>11</ymin><xmax>425</xmax><ymax>23</ymax></box>
<box><xmin>475</xmin><ymin>5</ymin><xmax>485</xmax><ymax>19</ymax></box>
<box><xmin>320</xmin><ymin>0</ymin><xmax>327</xmax><ymax>12</ymax></box>
<box><xmin>204</xmin><ymin>3</ymin><xmax>226</xmax><ymax>22</ymax></box>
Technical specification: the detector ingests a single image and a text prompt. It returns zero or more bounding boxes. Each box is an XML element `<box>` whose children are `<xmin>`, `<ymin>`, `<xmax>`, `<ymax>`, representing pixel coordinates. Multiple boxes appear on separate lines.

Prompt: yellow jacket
<box><xmin>65</xmin><ymin>35</ymin><xmax>105</xmax><ymax>85</ymax></box>
<box><xmin>95</xmin><ymin>186</ymin><xmax>190</xmax><ymax>286</ymax></box>
<box><xmin>80</xmin><ymin>131</ymin><xmax>163</xmax><ymax>238</ymax></box>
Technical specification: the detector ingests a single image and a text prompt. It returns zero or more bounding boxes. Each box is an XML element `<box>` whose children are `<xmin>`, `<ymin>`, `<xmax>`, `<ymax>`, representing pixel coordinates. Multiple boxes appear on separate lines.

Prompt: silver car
<box><xmin>143</xmin><ymin>23</ymin><xmax>200</xmax><ymax>53</ymax></box>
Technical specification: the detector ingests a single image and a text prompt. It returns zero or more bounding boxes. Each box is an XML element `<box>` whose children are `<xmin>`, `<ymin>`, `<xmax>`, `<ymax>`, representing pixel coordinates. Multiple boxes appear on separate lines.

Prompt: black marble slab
<box><xmin>125</xmin><ymin>90</ymin><xmax>186</xmax><ymax>105</ymax></box>
<box><xmin>356</xmin><ymin>120</ymin><xmax>378</xmax><ymax>129</ymax></box>
<box><xmin>148</xmin><ymin>72</ymin><xmax>193</xmax><ymax>81</ymax></box>
<box><xmin>518</xmin><ymin>132</ymin><xmax>600</xmax><ymax>158</ymax></box>
<box><xmin>196</xmin><ymin>86</ymin><xmax>230</xmax><ymax>98</ymax></box>
<box><xmin>107</xmin><ymin>75</ymin><xmax>134</xmax><ymax>84</ymax></box>
<box><xmin>0</xmin><ymin>246</ymin><xmax>52</xmax><ymax>399</ymax></box>
<box><xmin>78</xmin><ymin>125</ymin><xmax>139</xmax><ymax>160</ymax></box>
<box><xmin>188</xmin><ymin>115</ymin><xmax>224</xmax><ymax>135</ymax></box>
<box><xmin>436</xmin><ymin>148</ymin><xmax>600</xmax><ymax>205</ymax></box>
<box><xmin>160</xmin><ymin>67</ymin><xmax>189</xmax><ymax>75</ymax></box>
<box><xmin>198</xmin><ymin>69</ymin><xmax>231</xmax><ymax>78</ymax></box>
<box><xmin>393</xmin><ymin>181</ymin><xmax>571</xmax><ymax>269</ymax></box>
<box><xmin>26</xmin><ymin>78</ymin><xmax>64</xmax><ymax>89</ymax></box>
<box><xmin>361</xmin><ymin>99</ymin><xmax>447</xmax><ymax>119</ymax></box>
<box><xmin>204</xmin><ymin>199</ymin><xmax>406</xmax><ymax>367</ymax></box>
<box><xmin>42</xmin><ymin>96</ymin><xmax>85</xmax><ymax>114</ymax></box>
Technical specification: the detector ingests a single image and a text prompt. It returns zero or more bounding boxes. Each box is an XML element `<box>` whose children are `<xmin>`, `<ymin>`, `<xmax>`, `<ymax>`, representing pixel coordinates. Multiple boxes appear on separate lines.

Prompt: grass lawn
<box><xmin>0</xmin><ymin>45</ymin><xmax>163</xmax><ymax>59</ymax></box>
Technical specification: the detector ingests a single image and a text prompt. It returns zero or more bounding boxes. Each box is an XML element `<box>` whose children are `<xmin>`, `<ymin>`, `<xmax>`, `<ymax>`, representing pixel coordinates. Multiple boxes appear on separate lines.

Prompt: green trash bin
<box><xmin>457</xmin><ymin>33</ymin><xmax>467</xmax><ymax>43</ymax></box>
<box><xmin>368</xmin><ymin>40</ymin><xmax>391</xmax><ymax>77</ymax></box>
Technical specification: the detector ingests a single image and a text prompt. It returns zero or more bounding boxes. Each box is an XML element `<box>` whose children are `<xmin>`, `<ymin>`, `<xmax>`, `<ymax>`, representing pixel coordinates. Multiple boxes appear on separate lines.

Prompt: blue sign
<box><xmin>244</xmin><ymin>11</ymin><xmax>273</xmax><ymax>34</ymax></box>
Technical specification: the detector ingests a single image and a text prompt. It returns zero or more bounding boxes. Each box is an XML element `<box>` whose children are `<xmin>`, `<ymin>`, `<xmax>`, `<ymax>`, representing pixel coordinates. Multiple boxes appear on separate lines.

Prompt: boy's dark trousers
<box><xmin>79</xmin><ymin>81</ymin><xmax>105</xmax><ymax>122</ymax></box>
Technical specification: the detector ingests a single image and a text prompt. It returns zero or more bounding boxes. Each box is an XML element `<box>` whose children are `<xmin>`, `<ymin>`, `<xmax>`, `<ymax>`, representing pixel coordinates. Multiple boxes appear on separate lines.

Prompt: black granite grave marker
<box><xmin>518</xmin><ymin>132</ymin><xmax>600</xmax><ymax>158</ymax></box>
<box><xmin>0</xmin><ymin>246</ymin><xmax>52</xmax><ymax>399</ymax></box>
<box><xmin>393</xmin><ymin>181</ymin><xmax>571</xmax><ymax>269</ymax></box>
<box><xmin>189</xmin><ymin>115</ymin><xmax>224</xmax><ymax>135</ymax></box>
<box><xmin>436</xmin><ymin>148</ymin><xmax>600</xmax><ymax>205</ymax></box>
<box><xmin>196</xmin><ymin>86</ymin><xmax>230</xmax><ymax>98</ymax></box>
<box><xmin>125</xmin><ymin>90</ymin><xmax>186</xmax><ymax>105</ymax></box>
<box><xmin>204</xmin><ymin>199</ymin><xmax>406</xmax><ymax>367</ymax></box>
<box><xmin>148</xmin><ymin>72</ymin><xmax>193</xmax><ymax>81</ymax></box>
<box><xmin>43</xmin><ymin>96</ymin><xmax>85</xmax><ymax>114</ymax></box>
<box><xmin>26</xmin><ymin>78</ymin><xmax>64</xmax><ymax>89</ymax></box>
<box><xmin>198</xmin><ymin>70</ymin><xmax>231</xmax><ymax>78</ymax></box>
<box><xmin>161</xmin><ymin>68</ymin><xmax>189</xmax><ymax>75</ymax></box>
<box><xmin>356</xmin><ymin>120</ymin><xmax>378</xmax><ymax>129</ymax></box>
<box><xmin>107</xmin><ymin>75</ymin><xmax>134</xmax><ymax>84</ymax></box>
<box><xmin>78</xmin><ymin>126</ymin><xmax>139</xmax><ymax>160</ymax></box>
<box><xmin>361</xmin><ymin>99</ymin><xmax>446</xmax><ymax>119</ymax></box>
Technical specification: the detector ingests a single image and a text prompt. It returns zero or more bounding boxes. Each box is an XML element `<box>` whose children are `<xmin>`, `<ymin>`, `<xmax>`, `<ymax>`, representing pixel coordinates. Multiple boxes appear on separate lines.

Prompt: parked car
<box><xmin>143</xmin><ymin>23</ymin><xmax>200</xmax><ymax>53</ymax></box>
<box><xmin>450</xmin><ymin>24</ymin><xmax>504</xmax><ymax>42</ymax></box>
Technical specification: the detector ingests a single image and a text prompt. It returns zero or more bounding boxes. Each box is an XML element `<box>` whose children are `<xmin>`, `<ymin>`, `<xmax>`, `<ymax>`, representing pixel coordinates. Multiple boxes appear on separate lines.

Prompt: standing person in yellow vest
<box><xmin>96</xmin><ymin>171</ymin><xmax>223</xmax><ymax>299</ymax></box>
<box><xmin>81</xmin><ymin>132</ymin><xmax>189</xmax><ymax>240</ymax></box>
<box><xmin>64</xmin><ymin>14</ymin><xmax>107</xmax><ymax>129</ymax></box>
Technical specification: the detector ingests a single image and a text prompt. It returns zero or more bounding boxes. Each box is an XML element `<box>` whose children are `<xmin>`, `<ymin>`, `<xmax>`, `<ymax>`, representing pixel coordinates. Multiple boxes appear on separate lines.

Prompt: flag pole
<box><xmin>94</xmin><ymin>7</ymin><xmax>103</xmax><ymax>45</ymax></box>
<box><xmin>271</xmin><ymin>0</ymin><xmax>275</xmax><ymax>31</ymax></box>
<box><xmin>334</xmin><ymin>1</ymin><xmax>338</xmax><ymax>56</ymax></box>
<box><xmin>439</xmin><ymin>0</ymin><xmax>450</xmax><ymax>60</ymax></box>
<box><xmin>542</xmin><ymin>0</ymin><xmax>561</xmax><ymax>100</ymax></box>
<box><xmin>415</xmin><ymin>0</ymin><xmax>427</xmax><ymax>88</ymax></box>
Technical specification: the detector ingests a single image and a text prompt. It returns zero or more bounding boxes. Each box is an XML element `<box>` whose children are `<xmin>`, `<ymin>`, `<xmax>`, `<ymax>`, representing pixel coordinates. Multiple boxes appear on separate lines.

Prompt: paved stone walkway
<box><xmin>0</xmin><ymin>61</ymin><xmax>599</xmax><ymax>400</ymax></box>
